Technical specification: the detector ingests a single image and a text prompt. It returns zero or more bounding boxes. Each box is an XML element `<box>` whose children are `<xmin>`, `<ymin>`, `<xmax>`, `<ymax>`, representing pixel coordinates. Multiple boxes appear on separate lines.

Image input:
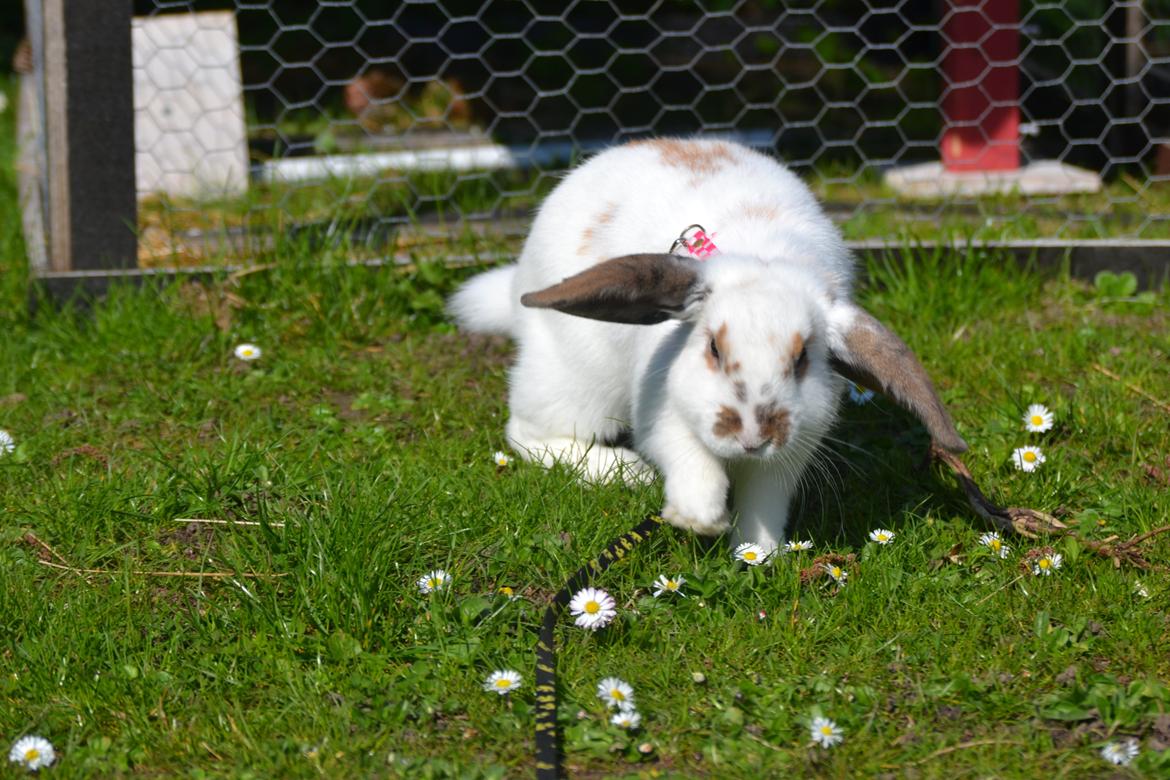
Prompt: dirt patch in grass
<box><xmin>322</xmin><ymin>389</ymin><xmax>369</xmax><ymax>422</ymax></box>
<box><xmin>1045</xmin><ymin>717</ymin><xmax>1110</xmax><ymax>750</ymax></box>
<box><xmin>158</xmin><ymin>521</ymin><xmax>218</xmax><ymax>562</ymax></box>
<box><xmin>172</xmin><ymin>281</ymin><xmax>244</xmax><ymax>332</ymax></box>
<box><xmin>408</xmin><ymin>331</ymin><xmax>513</xmax><ymax>379</ymax></box>
<box><xmin>49</xmin><ymin>444</ymin><xmax>110</xmax><ymax>468</ymax></box>
<box><xmin>1150</xmin><ymin>713</ymin><xmax>1170</xmax><ymax>751</ymax></box>
<box><xmin>0</xmin><ymin>392</ymin><xmax>27</xmax><ymax>406</ymax></box>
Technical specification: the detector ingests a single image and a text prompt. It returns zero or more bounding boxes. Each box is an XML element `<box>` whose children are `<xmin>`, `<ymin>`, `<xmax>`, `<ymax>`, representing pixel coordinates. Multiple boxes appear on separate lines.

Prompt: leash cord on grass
<box><xmin>534</xmin><ymin>513</ymin><xmax>664</xmax><ymax>779</ymax></box>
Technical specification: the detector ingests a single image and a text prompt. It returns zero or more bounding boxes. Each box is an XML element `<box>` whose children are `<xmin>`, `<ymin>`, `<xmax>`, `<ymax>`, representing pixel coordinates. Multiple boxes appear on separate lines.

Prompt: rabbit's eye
<box><xmin>794</xmin><ymin>345</ymin><xmax>809</xmax><ymax>377</ymax></box>
<box><xmin>708</xmin><ymin>337</ymin><xmax>720</xmax><ymax>362</ymax></box>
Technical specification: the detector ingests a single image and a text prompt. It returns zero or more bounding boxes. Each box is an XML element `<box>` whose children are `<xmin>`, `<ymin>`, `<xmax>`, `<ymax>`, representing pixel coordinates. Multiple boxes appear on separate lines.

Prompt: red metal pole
<box><xmin>941</xmin><ymin>0</ymin><xmax>1020</xmax><ymax>171</ymax></box>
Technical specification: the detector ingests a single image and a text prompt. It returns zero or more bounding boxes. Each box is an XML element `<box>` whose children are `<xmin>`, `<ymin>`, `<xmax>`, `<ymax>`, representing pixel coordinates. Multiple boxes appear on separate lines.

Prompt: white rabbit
<box><xmin>450</xmin><ymin>139</ymin><xmax>966</xmax><ymax>553</ymax></box>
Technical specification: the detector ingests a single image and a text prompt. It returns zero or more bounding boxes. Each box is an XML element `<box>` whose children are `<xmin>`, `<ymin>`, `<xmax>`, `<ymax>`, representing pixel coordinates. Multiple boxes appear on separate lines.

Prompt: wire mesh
<box><xmin>124</xmin><ymin>1</ymin><xmax>1170</xmax><ymax>266</ymax></box>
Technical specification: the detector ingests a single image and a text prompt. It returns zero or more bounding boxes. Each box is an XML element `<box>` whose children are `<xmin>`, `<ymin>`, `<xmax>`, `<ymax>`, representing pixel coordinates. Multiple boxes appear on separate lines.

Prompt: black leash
<box><xmin>534</xmin><ymin>513</ymin><xmax>665</xmax><ymax>779</ymax></box>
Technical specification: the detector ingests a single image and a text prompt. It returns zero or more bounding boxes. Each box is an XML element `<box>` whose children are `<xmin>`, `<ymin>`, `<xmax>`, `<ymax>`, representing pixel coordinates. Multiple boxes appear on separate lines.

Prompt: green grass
<box><xmin>141</xmin><ymin>160</ymin><xmax>1170</xmax><ymax>268</ymax></box>
<box><xmin>4</xmin><ymin>72</ymin><xmax>1170</xmax><ymax>778</ymax></box>
<box><xmin>136</xmin><ymin>144</ymin><xmax>1170</xmax><ymax>268</ymax></box>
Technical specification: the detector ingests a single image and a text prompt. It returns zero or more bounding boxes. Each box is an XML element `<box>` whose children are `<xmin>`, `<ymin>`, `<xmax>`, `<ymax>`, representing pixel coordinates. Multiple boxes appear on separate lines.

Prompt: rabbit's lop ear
<box><xmin>826</xmin><ymin>302</ymin><xmax>968</xmax><ymax>453</ymax></box>
<box><xmin>520</xmin><ymin>254</ymin><xmax>704</xmax><ymax>325</ymax></box>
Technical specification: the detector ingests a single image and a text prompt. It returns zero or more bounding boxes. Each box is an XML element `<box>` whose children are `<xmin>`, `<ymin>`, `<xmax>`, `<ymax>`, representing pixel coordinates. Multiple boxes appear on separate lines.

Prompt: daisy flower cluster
<box><xmin>483</xmin><ymin>669</ymin><xmax>522</xmax><ymax>695</ymax></box>
<box><xmin>809</xmin><ymin>716</ymin><xmax>844</xmax><ymax>748</ymax></box>
<box><xmin>823</xmin><ymin>562</ymin><xmax>848</xmax><ymax>586</ymax></box>
<box><xmin>651</xmin><ymin>575</ymin><xmax>686</xmax><ymax>598</ymax></box>
<box><xmin>570</xmin><ymin>587</ymin><xmax>618</xmax><ymax>630</ymax></box>
<box><xmin>417</xmin><ymin>569</ymin><xmax>451</xmax><ymax>594</ymax></box>
<box><xmin>409</xmin><ymin>572</ymin><xmax>526</xmax><ymax>700</ymax></box>
<box><xmin>1023</xmin><ymin>403</ymin><xmax>1055</xmax><ymax>433</ymax></box>
<box><xmin>978</xmin><ymin>531</ymin><xmax>1011</xmax><ymax>559</ymax></box>
<box><xmin>1012</xmin><ymin>446</ymin><xmax>1045</xmax><ymax>472</ymax></box>
<box><xmin>598</xmin><ymin>677</ymin><xmax>641</xmax><ymax>730</ymax></box>
<box><xmin>733</xmin><ymin>542</ymin><xmax>769</xmax><ymax>566</ymax></box>
<box><xmin>733</xmin><ymin>540</ymin><xmax>857</xmax><ymax>592</ymax></box>
<box><xmin>979</xmin><ymin>533</ymin><xmax>1063</xmax><ymax>578</ymax></box>
<box><xmin>1011</xmin><ymin>403</ymin><xmax>1053</xmax><ymax>472</ymax></box>
<box><xmin>233</xmin><ymin>343</ymin><xmax>262</xmax><ymax>361</ymax></box>
<box><xmin>1028</xmin><ymin>548</ymin><xmax>1063</xmax><ymax>577</ymax></box>
<box><xmin>9</xmin><ymin>735</ymin><xmax>55</xmax><ymax>771</ymax></box>
<box><xmin>1100</xmin><ymin>738</ymin><xmax>1140</xmax><ymax>766</ymax></box>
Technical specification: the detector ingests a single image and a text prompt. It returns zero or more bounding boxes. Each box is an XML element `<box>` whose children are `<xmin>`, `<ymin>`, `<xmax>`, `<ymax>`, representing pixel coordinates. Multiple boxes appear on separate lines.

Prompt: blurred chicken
<box><xmin>344</xmin><ymin>69</ymin><xmax>471</xmax><ymax>133</ymax></box>
<box><xmin>344</xmin><ymin>68</ymin><xmax>402</xmax><ymax>118</ymax></box>
<box><xmin>12</xmin><ymin>38</ymin><xmax>32</xmax><ymax>73</ymax></box>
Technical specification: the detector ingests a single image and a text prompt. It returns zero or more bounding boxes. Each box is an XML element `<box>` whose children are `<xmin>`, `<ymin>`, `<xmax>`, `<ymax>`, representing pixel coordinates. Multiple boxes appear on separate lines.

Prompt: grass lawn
<box><xmin>3</xmin><ymin>73</ymin><xmax>1170</xmax><ymax>778</ymax></box>
<box><xmin>136</xmin><ymin>161</ymin><xmax>1170</xmax><ymax>270</ymax></box>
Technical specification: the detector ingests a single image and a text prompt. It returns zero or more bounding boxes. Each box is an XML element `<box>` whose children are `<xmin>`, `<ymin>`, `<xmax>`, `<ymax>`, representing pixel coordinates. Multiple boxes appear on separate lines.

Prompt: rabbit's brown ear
<box><xmin>520</xmin><ymin>253</ymin><xmax>705</xmax><ymax>325</ymax></box>
<box><xmin>827</xmin><ymin>303</ymin><xmax>967</xmax><ymax>453</ymax></box>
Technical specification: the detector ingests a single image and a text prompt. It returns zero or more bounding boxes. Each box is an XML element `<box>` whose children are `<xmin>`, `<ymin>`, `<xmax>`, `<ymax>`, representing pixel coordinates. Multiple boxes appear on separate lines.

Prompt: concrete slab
<box><xmin>132</xmin><ymin>12</ymin><xmax>248</xmax><ymax>199</ymax></box>
<box><xmin>883</xmin><ymin>160</ymin><xmax>1103</xmax><ymax>198</ymax></box>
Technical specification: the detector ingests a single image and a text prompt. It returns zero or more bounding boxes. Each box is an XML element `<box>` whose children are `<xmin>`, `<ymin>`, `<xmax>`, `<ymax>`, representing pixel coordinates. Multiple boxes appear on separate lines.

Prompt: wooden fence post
<box><xmin>41</xmin><ymin>0</ymin><xmax>137</xmax><ymax>272</ymax></box>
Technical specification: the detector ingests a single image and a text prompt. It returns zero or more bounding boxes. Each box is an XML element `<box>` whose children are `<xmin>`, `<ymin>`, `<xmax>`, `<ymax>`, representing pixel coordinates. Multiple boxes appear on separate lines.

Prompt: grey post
<box><xmin>41</xmin><ymin>0</ymin><xmax>137</xmax><ymax>272</ymax></box>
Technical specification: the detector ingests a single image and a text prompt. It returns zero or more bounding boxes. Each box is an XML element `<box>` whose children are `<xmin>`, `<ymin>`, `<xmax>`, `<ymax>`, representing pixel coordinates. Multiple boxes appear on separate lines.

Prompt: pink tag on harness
<box><xmin>671</xmin><ymin>224</ymin><xmax>719</xmax><ymax>259</ymax></box>
<box><xmin>686</xmin><ymin>229</ymin><xmax>718</xmax><ymax>258</ymax></box>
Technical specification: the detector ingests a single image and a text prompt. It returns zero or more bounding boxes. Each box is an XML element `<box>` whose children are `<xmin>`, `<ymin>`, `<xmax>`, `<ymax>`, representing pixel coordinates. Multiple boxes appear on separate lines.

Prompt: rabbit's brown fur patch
<box><xmin>632</xmin><ymin>139</ymin><xmax>735</xmax><ymax>176</ymax></box>
<box><xmin>713</xmin><ymin>406</ymin><xmax>743</xmax><ymax>438</ymax></box>
<box><xmin>756</xmin><ymin>404</ymin><xmax>791</xmax><ymax>447</ymax></box>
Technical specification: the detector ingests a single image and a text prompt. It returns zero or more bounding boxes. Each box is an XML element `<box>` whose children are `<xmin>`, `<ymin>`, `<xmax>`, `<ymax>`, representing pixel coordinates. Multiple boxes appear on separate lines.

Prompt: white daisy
<box><xmin>824</xmin><ymin>563</ymin><xmax>848</xmax><ymax>585</ymax></box>
<box><xmin>1134</xmin><ymin>581</ymin><xmax>1150</xmax><ymax>598</ymax></box>
<box><xmin>483</xmin><ymin>669</ymin><xmax>522</xmax><ymax>695</ymax></box>
<box><xmin>8</xmin><ymin>735</ymin><xmax>55</xmax><ymax>771</ymax></box>
<box><xmin>848</xmin><ymin>384</ymin><xmax>875</xmax><ymax>404</ymax></box>
<box><xmin>1012</xmin><ymin>446</ymin><xmax>1046</xmax><ymax>472</ymax></box>
<box><xmin>417</xmin><ymin>569</ymin><xmax>450</xmax><ymax>594</ymax></box>
<box><xmin>569</xmin><ymin>587</ymin><xmax>617</xmax><ymax>630</ymax></box>
<box><xmin>597</xmin><ymin>677</ymin><xmax>636</xmax><ymax>711</ymax></box>
<box><xmin>651</xmin><ymin>574</ymin><xmax>686</xmax><ymax>597</ymax></box>
<box><xmin>0</xmin><ymin>429</ymin><xmax>14</xmax><ymax>455</ymax></box>
<box><xmin>868</xmin><ymin>528</ymin><xmax>895</xmax><ymax>545</ymax></box>
<box><xmin>1023</xmin><ymin>404</ymin><xmax>1054</xmax><ymax>433</ymax></box>
<box><xmin>611</xmin><ymin>710</ymin><xmax>641</xmax><ymax>730</ymax></box>
<box><xmin>1100</xmin><ymin>738</ymin><xmax>1139</xmax><ymax>766</ymax></box>
<box><xmin>783</xmin><ymin>539</ymin><xmax>813</xmax><ymax>553</ymax></box>
<box><xmin>809</xmin><ymin>716</ymin><xmax>844</xmax><ymax>748</ymax></box>
<box><xmin>1031</xmin><ymin>552</ymin><xmax>1063</xmax><ymax>577</ymax></box>
<box><xmin>233</xmin><ymin>343</ymin><xmax>262</xmax><ymax>361</ymax></box>
<box><xmin>733</xmin><ymin>542</ymin><xmax>769</xmax><ymax>566</ymax></box>
<box><xmin>493</xmin><ymin>450</ymin><xmax>511</xmax><ymax>467</ymax></box>
<box><xmin>978</xmin><ymin>531</ymin><xmax>1011</xmax><ymax>559</ymax></box>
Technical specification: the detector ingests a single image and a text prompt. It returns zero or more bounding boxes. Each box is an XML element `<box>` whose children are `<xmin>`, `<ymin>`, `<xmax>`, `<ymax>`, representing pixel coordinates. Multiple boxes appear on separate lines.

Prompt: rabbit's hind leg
<box><xmin>505</xmin><ymin>417</ymin><xmax>655</xmax><ymax>486</ymax></box>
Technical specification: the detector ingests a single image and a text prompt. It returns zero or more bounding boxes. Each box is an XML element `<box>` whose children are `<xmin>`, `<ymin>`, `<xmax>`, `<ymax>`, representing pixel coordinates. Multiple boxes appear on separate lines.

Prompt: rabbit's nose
<box><xmin>739</xmin><ymin>436</ymin><xmax>768</xmax><ymax>455</ymax></box>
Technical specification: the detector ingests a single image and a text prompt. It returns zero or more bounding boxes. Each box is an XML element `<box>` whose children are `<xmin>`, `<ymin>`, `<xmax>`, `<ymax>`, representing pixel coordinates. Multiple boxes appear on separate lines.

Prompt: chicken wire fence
<box><xmin>25</xmin><ymin>1</ymin><xmax>1170</xmax><ymax>269</ymax></box>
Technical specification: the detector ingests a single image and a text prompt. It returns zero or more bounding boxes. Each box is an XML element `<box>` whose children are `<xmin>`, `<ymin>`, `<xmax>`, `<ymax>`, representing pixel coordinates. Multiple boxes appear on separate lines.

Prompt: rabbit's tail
<box><xmin>448</xmin><ymin>264</ymin><xmax>517</xmax><ymax>336</ymax></box>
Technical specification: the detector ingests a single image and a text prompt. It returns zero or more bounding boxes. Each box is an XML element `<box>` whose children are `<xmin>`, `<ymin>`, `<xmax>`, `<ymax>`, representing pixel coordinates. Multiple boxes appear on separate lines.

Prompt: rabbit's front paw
<box><xmin>662</xmin><ymin>482</ymin><xmax>730</xmax><ymax>536</ymax></box>
<box><xmin>659</xmin><ymin>457</ymin><xmax>730</xmax><ymax>536</ymax></box>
